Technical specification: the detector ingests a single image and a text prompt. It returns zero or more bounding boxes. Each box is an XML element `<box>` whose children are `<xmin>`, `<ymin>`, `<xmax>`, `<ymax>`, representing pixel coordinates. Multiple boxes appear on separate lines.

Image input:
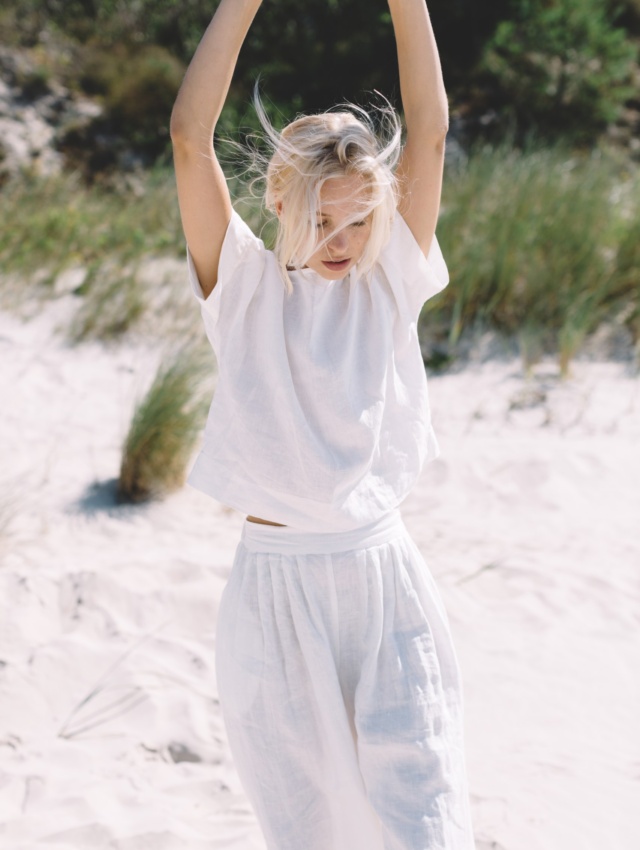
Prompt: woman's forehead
<box><xmin>317</xmin><ymin>175</ymin><xmax>370</xmax><ymax>213</ymax></box>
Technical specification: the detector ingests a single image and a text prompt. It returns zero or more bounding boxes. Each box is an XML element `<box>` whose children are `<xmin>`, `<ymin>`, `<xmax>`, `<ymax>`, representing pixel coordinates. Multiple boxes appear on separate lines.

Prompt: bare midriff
<box><xmin>246</xmin><ymin>516</ymin><xmax>287</xmax><ymax>527</ymax></box>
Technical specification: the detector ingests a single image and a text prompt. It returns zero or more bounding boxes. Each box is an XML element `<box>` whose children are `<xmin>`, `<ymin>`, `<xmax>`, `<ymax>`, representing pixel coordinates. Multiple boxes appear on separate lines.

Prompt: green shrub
<box><xmin>118</xmin><ymin>346</ymin><xmax>212</xmax><ymax>503</ymax></box>
<box><xmin>0</xmin><ymin>2</ymin><xmax>45</xmax><ymax>46</ymax></box>
<box><xmin>76</xmin><ymin>45</ymin><xmax>184</xmax><ymax>158</ymax></box>
<box><xmin>105</xmin><ymin>47</ymin><xmax>184</xmax><ymax>157</ymax></box>
<box><xmin>478</xmin><ymin>0</ymin><xmax>637</xmax><ymax>144</ymax></box>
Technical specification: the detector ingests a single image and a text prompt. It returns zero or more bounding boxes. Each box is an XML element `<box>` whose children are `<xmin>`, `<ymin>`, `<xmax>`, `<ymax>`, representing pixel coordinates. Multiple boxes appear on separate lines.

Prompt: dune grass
<box><xmin>612</xmin><ymin>211</ymin><xmax>640</xmax><ymax>352</ymax></box>
<box><xmin>425</xmin><ymin>140</ymin><xmax>640</xmax><ymax>374</ymax></box>
<box><xmin>0</xmin><ymin>169</ymin><xmax>183</xmax><ymax>282</ymax></box>
<box><xmin>1</xmin><ymin>143</ymin><xmax>638</xmax><ymax>370</ymax></box>
<box><xmin>0</xmin><ymin>169</ymin><xmax>183</xmax><ymax>337</ymax></box>
<box><xmin>0</xmin><ymin>166</ymin><xmax>265</xmax><ymax>292</ymax></box>
<box><xmin>118</xmin><ymin>345</ymin><xmax>213</xmax><ymax>503</ymax></box>
<box><xmin>0</xmin><ymin>167</ymin><xmax>265</xmax><ymax>340</ymax></box>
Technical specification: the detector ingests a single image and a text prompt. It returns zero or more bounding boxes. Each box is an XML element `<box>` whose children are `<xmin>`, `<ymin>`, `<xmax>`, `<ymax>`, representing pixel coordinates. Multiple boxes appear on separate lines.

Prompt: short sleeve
<box><xmin>377</xmin><ymin>210</ymin><xmax>449</xmax><ymax>321</ymax></box>
<box><xmin>186</xmin><ymin>209</ymin><xmax>266</xmax><ymax>327</ymax></box>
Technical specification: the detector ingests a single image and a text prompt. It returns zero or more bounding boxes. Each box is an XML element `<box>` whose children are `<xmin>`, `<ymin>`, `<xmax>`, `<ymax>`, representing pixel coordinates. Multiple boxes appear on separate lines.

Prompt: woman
<box><xmin>171</xmin><ymin>1</ymin><xmax>475</xmax><ymax>848</ymax></box>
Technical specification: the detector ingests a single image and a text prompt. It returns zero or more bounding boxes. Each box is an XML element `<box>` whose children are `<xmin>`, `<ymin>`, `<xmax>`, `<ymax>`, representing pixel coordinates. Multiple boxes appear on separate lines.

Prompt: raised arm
<box><xmin>388</xmin><ymin>0</ymin><xmax>449</xmax><ymax>255</ymax></box>
<box><xmin>171</xmin><ymin>0</ymin><xmax>263</xmax><ymax>298</ymax></box>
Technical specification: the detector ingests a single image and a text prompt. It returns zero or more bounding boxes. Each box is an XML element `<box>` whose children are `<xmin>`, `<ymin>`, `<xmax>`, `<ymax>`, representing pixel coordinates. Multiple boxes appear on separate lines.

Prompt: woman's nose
<box><xmin>328</xmin><ymin>230</ymin><xmax>348</xmax><ymax>253</ymax></box>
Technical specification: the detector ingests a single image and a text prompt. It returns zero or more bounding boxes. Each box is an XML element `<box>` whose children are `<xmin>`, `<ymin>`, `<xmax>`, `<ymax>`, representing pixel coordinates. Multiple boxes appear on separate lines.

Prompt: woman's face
<box><xmin>287</xmin><ymin>174</ymin><xmax>373</xmax><ymax>280</ymax></box>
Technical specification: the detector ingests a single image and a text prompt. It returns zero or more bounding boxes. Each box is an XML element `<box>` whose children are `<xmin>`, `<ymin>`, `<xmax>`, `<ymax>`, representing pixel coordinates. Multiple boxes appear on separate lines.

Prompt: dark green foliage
<box><xmin>478</xmin><ymin>0</ymin><xmax>638</xmax><ymax>144</ymax></box>
<box><xmin>60</xmin><ymin>44</ymin><xmax>183</xmax><ymax>162</ymax></box>
<box><xmin>42</xmin><ymin>0</ymin><xmax>402</xmax><ymax>115</ymax></box>
<box><xmin>5</xmin><ymin>0</ymin><xmax>637</xmax><ymax>146</ymax></box>
<box><xmin>607</xmin><ymin>0</ymin><xmax>640</xmax><ymax>37</ymax></box>
<box><xmin>103</xmin><ymin>46</ymin><xmax>184</xmax><ymax>157</ymax></box>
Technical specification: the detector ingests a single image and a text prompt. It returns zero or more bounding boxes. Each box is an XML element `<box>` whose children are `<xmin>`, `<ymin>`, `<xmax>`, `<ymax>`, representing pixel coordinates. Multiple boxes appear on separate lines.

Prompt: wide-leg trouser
<box><xmin>215</xmin><ymin>510</ymin><xmax>475</xmax><ymax>850</ymax></box>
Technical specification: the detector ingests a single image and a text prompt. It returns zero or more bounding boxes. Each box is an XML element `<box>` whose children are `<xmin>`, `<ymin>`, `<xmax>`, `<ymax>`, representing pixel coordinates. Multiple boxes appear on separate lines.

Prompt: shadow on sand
<box><xmin>71</xmin><ymin>478</ymin><xmax>151</xmax><ymax>517</ymax></box>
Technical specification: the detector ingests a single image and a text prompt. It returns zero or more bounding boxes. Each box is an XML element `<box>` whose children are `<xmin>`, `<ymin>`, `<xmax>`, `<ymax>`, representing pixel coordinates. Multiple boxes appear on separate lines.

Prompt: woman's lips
<box><xmin>322</xmin><ymin>259</ymin><xmax>350</xmax><ymax>271</ymax></box>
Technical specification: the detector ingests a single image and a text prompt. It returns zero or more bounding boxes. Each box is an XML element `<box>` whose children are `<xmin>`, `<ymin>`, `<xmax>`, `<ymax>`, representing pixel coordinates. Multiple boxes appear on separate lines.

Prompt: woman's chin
<box><xmin>314</xmin><ymin>259</ymin><xmax>353</xmax><ymax>279</ymax></box>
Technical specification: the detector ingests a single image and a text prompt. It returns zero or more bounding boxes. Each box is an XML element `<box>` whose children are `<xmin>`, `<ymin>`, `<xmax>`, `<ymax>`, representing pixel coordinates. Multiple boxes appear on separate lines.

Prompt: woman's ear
<box><xmin>275</xmin><ymin>201</ymin><xmax>283</xmax><ymax>218</ymax></box>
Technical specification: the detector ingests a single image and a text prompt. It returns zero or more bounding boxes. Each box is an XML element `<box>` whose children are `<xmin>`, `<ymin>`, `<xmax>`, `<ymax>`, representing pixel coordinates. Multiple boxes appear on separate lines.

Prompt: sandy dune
<box><xmin>1</xmin><ymin>302</ymin><xmax>638</xmax><ymax>850</ymax></box>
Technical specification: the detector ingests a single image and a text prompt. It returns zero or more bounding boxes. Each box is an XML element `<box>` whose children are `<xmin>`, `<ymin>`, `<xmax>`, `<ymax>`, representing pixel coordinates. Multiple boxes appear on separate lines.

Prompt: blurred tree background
<box><xmin>1</xmin><ymin>0</ymin><xmax>639</xmax><ymax>164</ymax></box>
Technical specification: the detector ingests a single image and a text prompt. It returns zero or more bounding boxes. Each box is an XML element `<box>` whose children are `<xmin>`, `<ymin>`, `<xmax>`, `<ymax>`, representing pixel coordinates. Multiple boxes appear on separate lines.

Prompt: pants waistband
<box><xmin>240</xmin><ymin>510</ymin><xmax>407</xmax><ymax>555</ymax></box>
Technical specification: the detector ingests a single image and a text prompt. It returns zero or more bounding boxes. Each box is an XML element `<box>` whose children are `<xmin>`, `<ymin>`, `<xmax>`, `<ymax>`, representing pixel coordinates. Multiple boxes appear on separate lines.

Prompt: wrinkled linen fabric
<box><xmin>186</xmin><ymin>209</ymin><xmax>449</xmax><ymax>531</ymax></box>
<box><xmin>185</xmin><ymin>209</ymin><xmax>475</xmax><ymax>848</ymax></box>
<box><xmin>216</xmin><ymin>512</ymin><xmax>475</xmax><ymax>850</ymax></box>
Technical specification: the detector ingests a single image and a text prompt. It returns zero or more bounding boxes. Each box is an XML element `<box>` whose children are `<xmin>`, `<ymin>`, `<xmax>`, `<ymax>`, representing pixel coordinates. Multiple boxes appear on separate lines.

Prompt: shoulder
<box><xmin>188</xmin><ymin>210</ymin><xmax>272</xmax><ymax>302</ymax></box>
<box><xmin>187</xmin><ymin>210</ymin><xmax>285</xmax><ymax>349</ymax></box>
<box><xmin>373</xmin><ymin>209</ymin><xmax>449</xmax><ymax>321</ymax></box>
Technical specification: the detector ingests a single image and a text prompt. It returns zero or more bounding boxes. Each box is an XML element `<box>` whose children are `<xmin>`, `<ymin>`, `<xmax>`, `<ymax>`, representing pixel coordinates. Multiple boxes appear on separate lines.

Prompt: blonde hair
<box><xmin>253</xmin><ymin>91</ymin><xmax>402</xmax><ymax>292</ymax></box>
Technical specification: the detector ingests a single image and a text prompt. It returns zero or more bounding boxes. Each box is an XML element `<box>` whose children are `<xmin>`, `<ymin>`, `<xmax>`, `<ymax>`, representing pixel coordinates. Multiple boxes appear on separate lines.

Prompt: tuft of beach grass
<box><xmin>118</xmin><ymin>344</ymin><xmax>213</xmax><ymax>503</ymax></box>
<box><xmin>424</xmin><ymin>140</ymin><xmax>640</xmax><ymax>374</ymax></box>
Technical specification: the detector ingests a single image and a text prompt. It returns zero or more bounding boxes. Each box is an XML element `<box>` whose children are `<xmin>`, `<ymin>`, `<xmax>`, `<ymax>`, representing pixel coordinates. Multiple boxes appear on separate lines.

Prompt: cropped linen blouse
<box><xmin>186</xmin><ymin>209</ymin><xmax>449</xmax><ymax>531</ymax></box>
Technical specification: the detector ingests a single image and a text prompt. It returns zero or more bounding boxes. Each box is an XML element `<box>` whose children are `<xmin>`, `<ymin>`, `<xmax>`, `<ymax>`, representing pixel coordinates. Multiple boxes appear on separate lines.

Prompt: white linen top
<box><xmin>186</xmin><ymin>208</ymin><xmax>449</xmax><ymax>531</ymax></box>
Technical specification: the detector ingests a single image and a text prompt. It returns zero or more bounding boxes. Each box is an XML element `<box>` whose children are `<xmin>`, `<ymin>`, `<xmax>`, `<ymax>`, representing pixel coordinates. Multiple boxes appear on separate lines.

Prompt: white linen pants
<box><xmin>215</xmin><ymin>510</ymin><xmax>475</xmax><ymax>850</ymax></box>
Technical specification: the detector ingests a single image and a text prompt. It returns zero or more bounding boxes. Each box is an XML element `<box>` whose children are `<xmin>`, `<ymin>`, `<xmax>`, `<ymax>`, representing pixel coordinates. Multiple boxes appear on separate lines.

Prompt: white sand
<box><xmin>1</xmin><ymin>301</ymin><xmax>639</xmax><ymax>850</ymax></box>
